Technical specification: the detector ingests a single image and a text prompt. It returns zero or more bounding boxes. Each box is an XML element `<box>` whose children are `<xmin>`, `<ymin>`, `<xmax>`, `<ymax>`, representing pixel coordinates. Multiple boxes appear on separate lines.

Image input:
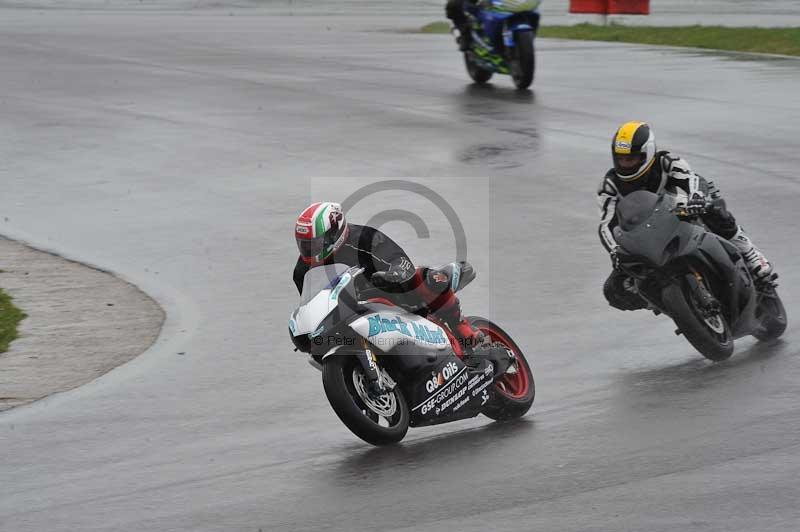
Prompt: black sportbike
<box><xmin>289</xmin><ymin>262</ymin><xmax>535</xmax><ymax>445</ymax></box>
<box><xmin>614</xmin><ymin>190</ymin><xmax>787</xmax><ymax>361</ymax></box>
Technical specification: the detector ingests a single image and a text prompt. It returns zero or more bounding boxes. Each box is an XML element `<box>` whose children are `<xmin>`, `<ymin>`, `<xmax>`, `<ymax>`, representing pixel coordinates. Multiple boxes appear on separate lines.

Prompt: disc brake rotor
<box><xmin>352</xmin><ymin>369</ymin><xmax>397</xmax><ymax>417</ymax></box>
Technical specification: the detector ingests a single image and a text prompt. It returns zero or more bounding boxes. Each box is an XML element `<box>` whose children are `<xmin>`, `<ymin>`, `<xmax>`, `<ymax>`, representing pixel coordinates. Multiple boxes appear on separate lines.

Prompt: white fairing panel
<box><xmin>291</xmin><ymin>289</ymin><xmax>334</xmax><ymax>336</ymax></box>
<box><xmin>289</xmin><ymin>269</ymin><xmax>352</xmax><ymax>337</ymax></box>
<box><xmin>350</xmin><ymin>310</ymin><xmax>451</xmax><ymax>353</ymax></box>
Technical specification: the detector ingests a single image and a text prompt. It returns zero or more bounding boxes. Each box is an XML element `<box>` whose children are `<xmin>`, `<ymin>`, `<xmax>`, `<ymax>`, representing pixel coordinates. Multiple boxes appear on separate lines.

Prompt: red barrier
<box><xmin>609</xmin><ymin>0</ymin><xmax>649</xmax><ymax>14</ymax></box>
<box><xmin>568</xmin><ymin>0</ymin><xmax>649</xmax><ymax>15</ymax></box>
<box><xmin>569</xmin><ymin>0</ymin><xmax>608</xmax><ymax>13</ymax></box>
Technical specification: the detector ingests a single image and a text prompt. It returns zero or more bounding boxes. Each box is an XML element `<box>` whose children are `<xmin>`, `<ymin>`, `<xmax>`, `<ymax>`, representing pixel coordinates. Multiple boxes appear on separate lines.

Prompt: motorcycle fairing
<box><xmin>407</xmin><ymin>354</ymin><xmax>495</xmax><ymax>427</ymax></box>
<box><xmin>350</xmin><ymin>303</ymin><xmax>452</xmax><ymax>353</ymax></box>
<box><xmin>289</xmin><ymin>264</ymin><xmax>352</xmax><ymax>338</ymax></box>
<box><xmin>615</xmin><ymin>191</ymin><xmax>759</xmax><ymax>338</ymax></box>
<box><xmin>465</xmin><ymin>2</ymin><xmax>539</xmax><ymax>69</ymax></box>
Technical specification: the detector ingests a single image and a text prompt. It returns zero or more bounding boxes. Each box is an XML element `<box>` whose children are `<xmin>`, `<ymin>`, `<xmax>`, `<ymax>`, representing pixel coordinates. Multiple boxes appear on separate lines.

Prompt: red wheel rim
<box><xmin>479</xmin><ymin>325</ymin><xmax>531</xmax><ymax>400</ymax></box>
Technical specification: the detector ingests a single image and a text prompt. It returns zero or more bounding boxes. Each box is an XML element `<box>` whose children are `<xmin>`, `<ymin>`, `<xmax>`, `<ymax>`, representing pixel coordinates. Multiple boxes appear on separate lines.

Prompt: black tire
<box><xmin>510</xmin><ymin>30</ymin><xmax>535</xmax><ymax>90</ymax></box>
<box><xmin>662</xmin><ymin>282</ymin><xmax>734</xmax><ymax>362</ymax></box>
<box><xmin>752</xmin><ymin>287</ymin><xmax>788</xmax><ymax>341</ymax></box>
<box><xmin>322</xmin><ymin>354</ymin><xmax>409</xmax><ymax>445</ymax></box>
<box><xmin>468</xmin><ymin>317</ymin><xmax>535</xmax><ymax>421</ymax></box>
<box><xmin>464</xmin><ymin>53</ymin><xmax>493</xmax><ymax>84</ymax></box>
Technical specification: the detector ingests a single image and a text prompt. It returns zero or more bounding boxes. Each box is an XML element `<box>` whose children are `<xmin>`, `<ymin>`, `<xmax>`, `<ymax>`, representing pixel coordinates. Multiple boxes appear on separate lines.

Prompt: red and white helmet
<box><xmin>295</xmin><ymin>202</ymin><xmax>349</xmax><ymax>266</ymax></box>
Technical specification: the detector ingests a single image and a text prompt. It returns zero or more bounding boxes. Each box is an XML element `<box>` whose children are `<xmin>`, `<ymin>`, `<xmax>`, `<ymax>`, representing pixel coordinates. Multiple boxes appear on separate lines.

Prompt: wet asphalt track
<box><xmin>2</xmin><ymin>7</ymin><xmax>800</xmax><ymax>532</ymax></box>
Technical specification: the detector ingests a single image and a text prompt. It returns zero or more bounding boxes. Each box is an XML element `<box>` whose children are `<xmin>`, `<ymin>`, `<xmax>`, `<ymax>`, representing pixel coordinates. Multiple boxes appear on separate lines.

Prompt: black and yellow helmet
<box><xmin>612</xmin><ymin>121</ymin><xmax>656</xmax><ymax>181</ymax></box>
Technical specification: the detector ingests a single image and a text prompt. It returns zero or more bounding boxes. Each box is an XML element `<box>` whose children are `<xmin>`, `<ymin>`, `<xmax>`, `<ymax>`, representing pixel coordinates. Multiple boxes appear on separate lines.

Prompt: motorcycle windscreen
<box><xmin>291</xmin><ymin>264</ymin><xmax>351</xmax><ymax>335</ymax></box>
<box><xmin>615</xmin><ymin>192</ymin><xmax>683</xmax><ymax>267</ymax></box>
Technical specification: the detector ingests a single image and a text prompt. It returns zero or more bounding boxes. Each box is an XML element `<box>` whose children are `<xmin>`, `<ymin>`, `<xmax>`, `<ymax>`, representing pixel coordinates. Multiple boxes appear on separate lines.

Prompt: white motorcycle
<box><xmin>289</xmin><ymin>262</ymin><xmax>535</xmax><ymax>445</ymax></box>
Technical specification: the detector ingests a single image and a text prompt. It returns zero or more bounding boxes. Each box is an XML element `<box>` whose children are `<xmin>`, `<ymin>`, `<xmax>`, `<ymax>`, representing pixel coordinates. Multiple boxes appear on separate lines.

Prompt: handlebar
<box><xmin>675</xmin><ymin>201</ymin><xmax>711</xmax><ymax>219</ymax></box>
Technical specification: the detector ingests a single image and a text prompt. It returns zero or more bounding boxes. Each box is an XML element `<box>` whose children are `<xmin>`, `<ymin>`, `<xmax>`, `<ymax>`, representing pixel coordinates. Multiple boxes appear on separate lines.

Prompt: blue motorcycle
<box><xmin>453</xmin><ymin>0</ymin><xmax>541</xmax><ymax>89</ymax></box>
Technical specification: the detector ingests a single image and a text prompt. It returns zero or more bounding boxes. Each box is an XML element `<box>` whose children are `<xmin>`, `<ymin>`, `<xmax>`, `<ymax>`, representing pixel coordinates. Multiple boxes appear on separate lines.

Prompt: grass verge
<box><xmin>420</xmin><ymin>21</ymin><xmax>452</xmax><ymax>34</ymax></box>
<box><xmin>0</xmin><ymin>288</ymin><xmax>26</xmax><ymax>353</ymax></box>
<box><xmin>418</xmin><ymin>22</ymin><xmax>800</xmax><ymax>56</ymax></box>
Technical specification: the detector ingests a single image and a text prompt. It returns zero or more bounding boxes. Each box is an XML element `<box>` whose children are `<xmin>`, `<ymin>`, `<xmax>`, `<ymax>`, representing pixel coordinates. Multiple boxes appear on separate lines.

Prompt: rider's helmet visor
<box><xmin>614</xmin><ymin>152</ymin><xmax>646</xmax><ymax>177</ymax></box>
<box><xmin>297</xmin><ymin>236</ymin><xmax>325</xmax><ymax>260</ymax></box>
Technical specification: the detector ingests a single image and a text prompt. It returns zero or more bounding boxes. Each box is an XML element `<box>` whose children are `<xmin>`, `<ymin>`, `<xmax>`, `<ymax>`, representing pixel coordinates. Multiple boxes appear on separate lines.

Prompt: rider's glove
<box><xmin>686</xmin><ymin>191</ymin><xmax>707</xmax><ymax>216</ymax></box>
<box><xmin>370</xmin><ymin>257</ymin><xmax>415</xmax><ymax>289</ymax></box>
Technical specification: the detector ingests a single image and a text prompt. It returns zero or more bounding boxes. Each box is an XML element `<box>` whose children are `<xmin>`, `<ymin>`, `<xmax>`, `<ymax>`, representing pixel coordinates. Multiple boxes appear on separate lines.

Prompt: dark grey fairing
<box><xmin>614</xmin><ymin>191</ymin><xmax>760</xmax><ymax>339</ymax></box>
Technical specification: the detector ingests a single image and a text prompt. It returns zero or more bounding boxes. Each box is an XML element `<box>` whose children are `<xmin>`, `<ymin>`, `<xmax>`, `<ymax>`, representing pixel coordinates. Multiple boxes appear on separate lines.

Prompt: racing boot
<box><xmin>730</xmin><ymin>226</ymin><xmax>775</xmax><ymax>282</ymax></box>
<box><xmin>434</xmin><ymin>292</ymin><xmax>487</xmax><ymax>355</ymax></box>
<box><xmin>431</xmin><ymin>293</ymin><xmax>518</xmax><ymax>376</ymax></box>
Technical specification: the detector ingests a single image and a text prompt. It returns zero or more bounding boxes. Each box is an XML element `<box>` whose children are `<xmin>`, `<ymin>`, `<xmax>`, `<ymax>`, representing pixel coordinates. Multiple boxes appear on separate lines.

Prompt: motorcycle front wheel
<box><xmin>662</xmin><ymin>281</ymin><xmax>734</xmax><ymax>361</ymax></box>
<box><xmin>322</xmin><ymin>354</ymin><xmax>409</xmax><ymax>445</ymax></box>
<box><xmin>509</xmin><ymin>30</ymin><xmax>535</xmax><ymax>89</ymax></box>
<box><xmin>464</xmin><ymin>52</ymin><xmax>493</xmax><ymax>84</ymax></box>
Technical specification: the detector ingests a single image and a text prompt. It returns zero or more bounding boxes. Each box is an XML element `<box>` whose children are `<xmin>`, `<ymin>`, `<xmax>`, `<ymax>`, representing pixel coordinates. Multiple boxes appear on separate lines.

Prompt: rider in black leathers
<box><xmin>293</xmin><ymin>201</ymin><xmax>483</xmax><ymax>347</ymax></box>
<box><xmin>445</xmin><ymin>0</ymin><xmax>476</xmax><ymax>51</ymax></box>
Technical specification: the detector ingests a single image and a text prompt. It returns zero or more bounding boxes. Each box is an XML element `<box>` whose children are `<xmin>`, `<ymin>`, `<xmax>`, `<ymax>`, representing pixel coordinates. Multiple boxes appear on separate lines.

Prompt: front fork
<box><xmin>686</xmin><ymin>270</ymin><xmax>722</xmax><ymax>316</ymax></box>
<box><xmin>355</xmin><ymin>339</ymin><xmax>395</xmax><ymax>394</ymax></box>
<box><xmin>502</xmin><ymin>23</ymin><xmax>532</xmax><ymax>49</ymax></box>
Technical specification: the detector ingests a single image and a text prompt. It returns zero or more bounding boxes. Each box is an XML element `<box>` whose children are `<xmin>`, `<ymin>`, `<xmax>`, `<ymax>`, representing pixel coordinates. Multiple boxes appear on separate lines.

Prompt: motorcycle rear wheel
<box><xmin>469</xmin><ymin>317</ymin><xmax>535</xmax><ymax>421</ymax></box>
<box><xmin>662</xmin><ymin>281</ymin><xmax>734</xmax><ymax>362</ymax></box>
<box><xmin>322</xmin><ymin>354</ymin><xmax>409</xmax><ymax>445</ymax></box>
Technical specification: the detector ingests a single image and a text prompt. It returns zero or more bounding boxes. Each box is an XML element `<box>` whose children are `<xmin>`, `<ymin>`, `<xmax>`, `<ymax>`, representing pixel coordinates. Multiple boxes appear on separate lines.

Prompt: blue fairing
<box><xmin>467</xmin><ymin>6</ymin><xmax>540</xmax><ymax>50</ymax></box>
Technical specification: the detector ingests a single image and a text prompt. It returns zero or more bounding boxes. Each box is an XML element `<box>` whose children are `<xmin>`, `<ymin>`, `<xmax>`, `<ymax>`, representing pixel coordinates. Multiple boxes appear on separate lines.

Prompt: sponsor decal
<box><xmin>437</xmin><ymin>382</ymin><xmax>469</xmax><ymax>414</ymax></box>
<box><xmin>431</xmin><ymin>271</ymin><xmax>449</xmax><ymax>284</ymax></box>
<box><xmin>425</xmin><ymin>361</ymin><xmax>459</xmax><ymax>393</ymax></box>
<box><xmin>416</xmin><ymin>368</ymin><xmax>469</xmax><ymax>415</ymax></box>
<box><xmin>329</xmin><ymin>272</ymin><xmax>350</xmax><ymax>302</ymax></box>
<box><xmin>366</xmin><ymin>314</ymin><xmax>447</xmax><ymax>345</ymax></box>
<box><xmin>452</xmin><ymin>396</ymin><xmax>470</xmax><ymax>412</ymax></box>
<box><xmin>288</xmin><ymin>318</ymin><xmax>297</xmax><ymax>334</ymax></box>
<box><xmin>465</xmin><ymin>362</ymin><xmax>493</xmax><ymax>389</ymax></box>
<box><xmin>450</xmin><ymin>263</ymin><xmax>460</xmax><ymax>291</ymax></box>
<box><xmin>471</xmin><ymin>379</ymin><xmax>493</xmax><ymax>397</ymax></box>
<box><xmin>480</xmin><ymin>389</ymin><xmax>490</xmax><ymax>405</ymax></box>
<box><xmin>295</xmin><ymin>223</ymin><xmax>311</xmax><ymax>235</ymax></box>
<box><xmin>328</xmin><ymin>206</ymin><xmax>343</xmax><ymax>229</ymax></box>
<box><xmin>615</xmin><ymin>140</ymin><xmax>632</xmax><ymax>151</ymax></box>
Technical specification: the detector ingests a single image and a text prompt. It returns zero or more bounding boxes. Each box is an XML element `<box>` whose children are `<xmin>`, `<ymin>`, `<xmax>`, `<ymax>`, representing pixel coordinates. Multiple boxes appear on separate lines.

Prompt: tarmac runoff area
<box><xmin>0</xmin><ymin>236</ymin><xmax>164</xmax><ymax>411</ymax></box>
